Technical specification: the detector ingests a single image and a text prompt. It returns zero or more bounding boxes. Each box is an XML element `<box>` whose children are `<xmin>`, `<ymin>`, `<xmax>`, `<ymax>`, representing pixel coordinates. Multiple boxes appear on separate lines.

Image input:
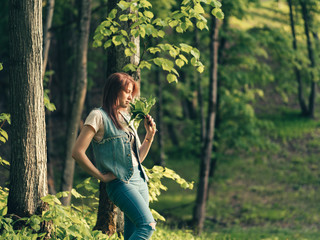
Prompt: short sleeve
<box><xmin>84</xmin><ymin>109</ymin><xmax>104</xmax><ymax>141</ymax></box>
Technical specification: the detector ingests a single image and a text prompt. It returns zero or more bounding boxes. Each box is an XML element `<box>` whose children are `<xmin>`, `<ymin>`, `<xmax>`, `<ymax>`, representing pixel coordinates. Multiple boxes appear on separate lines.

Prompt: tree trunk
<box><xmin>193</xmin><ymin>15</ymin><xmax>220</xmax><ymax>234</ymax></box>
<box><xmin>300</xmin><ymin>0</ymin><xmax>316</xmax><ymax>118</ymax></box>
<box><xmin>60</xmin><ymin>0</ymin><xmax>92</xmax><ymax>205</ymax></box>
<box><xmin>287</xmin><ymin>0</ymin><xmax>308</xmax><ymax>115</ymax></box>
<box><xmin>8</xmin><ymin>0</ymin><xmax>51</xmax><ymax>234</ymax></box>
<box><xmin>42</xmin><ymin>0</ymin><xmax>55</xmax><ymax>78</ymax></box>
<box><xmin>94</xmin><ymin>0</ymin><xmax>140</xmax><ymax>235</ymax></box>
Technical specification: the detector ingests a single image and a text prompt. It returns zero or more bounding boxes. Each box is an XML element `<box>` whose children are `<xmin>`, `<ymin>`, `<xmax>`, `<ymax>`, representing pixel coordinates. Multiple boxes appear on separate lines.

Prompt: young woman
<box><xmin>72</xmin><ymin>72</ymin><xmax>156</xmax><ymax>240</ymax></box>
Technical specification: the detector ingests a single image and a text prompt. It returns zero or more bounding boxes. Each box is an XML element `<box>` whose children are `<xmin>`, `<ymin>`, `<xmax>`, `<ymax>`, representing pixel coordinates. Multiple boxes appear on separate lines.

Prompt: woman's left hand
<box><xmin>144</xmin><ymin>114</ymin><xmax>156</xmax><ymax>137</ymax></box>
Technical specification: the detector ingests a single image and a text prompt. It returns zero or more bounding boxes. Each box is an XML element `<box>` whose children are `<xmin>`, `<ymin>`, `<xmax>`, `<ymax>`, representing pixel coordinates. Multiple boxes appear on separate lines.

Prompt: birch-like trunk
<box><xmin>193</xmin><ymin>15</ymin><xmax>220</xmax><ymax>234</ymax></box>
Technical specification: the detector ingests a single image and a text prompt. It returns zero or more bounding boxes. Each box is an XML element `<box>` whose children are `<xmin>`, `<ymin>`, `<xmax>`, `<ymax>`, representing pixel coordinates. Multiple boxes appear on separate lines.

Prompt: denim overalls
<box><xmin>91</xmin><ymin>108</ymin><xmax>155</xmax><ymax>240</ymax></box>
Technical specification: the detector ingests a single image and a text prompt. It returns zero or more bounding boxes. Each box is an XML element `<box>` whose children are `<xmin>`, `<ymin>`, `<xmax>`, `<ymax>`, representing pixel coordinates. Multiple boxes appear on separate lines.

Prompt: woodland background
<box><xmin>0</xmin><ymin>0</ymin><xmax>320</xmax><ymax>239</ymax></box>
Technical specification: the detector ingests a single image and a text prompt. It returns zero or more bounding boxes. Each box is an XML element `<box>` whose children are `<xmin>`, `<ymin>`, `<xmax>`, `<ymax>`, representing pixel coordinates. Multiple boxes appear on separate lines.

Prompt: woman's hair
<box><xmin>102</xmin><ymin>72</ymin><xmax>139</xmax><ymax>129</ymax></box>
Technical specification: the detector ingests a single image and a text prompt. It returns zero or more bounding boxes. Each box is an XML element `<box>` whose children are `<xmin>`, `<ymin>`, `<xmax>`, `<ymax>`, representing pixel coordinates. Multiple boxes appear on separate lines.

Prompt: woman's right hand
<box><xmin>101</xmin><ymin>172</ymin><xmax>117</xmax><ymax>183</ymax></box>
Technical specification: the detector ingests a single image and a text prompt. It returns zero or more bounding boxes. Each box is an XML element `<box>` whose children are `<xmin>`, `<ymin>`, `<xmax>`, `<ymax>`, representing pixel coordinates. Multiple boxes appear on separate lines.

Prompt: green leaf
<box><xmin>179</xmin><ymin>54</ymin><xmax>188</xmax><ymax>64</ymax></box>
<box><xmin>191</xmin><ymin>57</ymin><xmax>197</xmax><ymax>66</ymax></box>
<box><xmin>179</xmin><ymin>43</ymin><xmax>193</xmax><ymax>53</ymax></box>
<box><xmin>123</xmin><ymin>63</ymin><xmax>137</xmax><ymax>72</ymax></box>
<box><xmin>125</xmin><ymin>48</ymin><xmax>134</xmax><ymax>57</ymax></box>
<box><xmin>100</xmin><ymin>20</ymin><xmax>111</xmax><ymax>28</ymax></box>
<box><xmin>175</xmin><ymin>59</ymin><xmax>185</xmax><ymax>68</ymax></box>
<box><xmin>194</xmin><ymin>3</ymin><xmax>205</xmax><ymax>14</ymax></box>
<box><xmin>139</xmin><ymin>26</ymin><xmax>146</xmax><ymax>38</ymax></box>
<box><xmin>108</xmin><ymin>9</ymin><xmax>117</xmax><ymax>19</ymax></box>
<box><xmin>191</xmin><ymin>48</ymin><xmax>200</xmax><ymax>59</ymax></box>
<box><xmin>0</xmin><ymin>129</ymin><xmax>8</xmax><ymax>142</ymax></box>
<box><xmin>162</xmin><ymin>59</ymin><xmax>174</xmax><ymax>72</ymax></box>
<box><xmin>118</xmin><ymin>0</ymin><xmax>130</xmax><ymax>10</ymax></box>
<box><xmin>153</xmin><ymin>57</ymin><xmax>163</xmax><ymax>67</ymax></box>
<box><xmin>112</xmin><ymin>35</ymin><xmax>123</xmax><ymax>46</ymax></box>
<box><xmin>0</xmin><ymin>63</ymin><xmax>3</xmax><ymax>71</ymax></box>
<box><xmin>176</xmin><ymin>26</ymin><xmax>183</xmax><ymax>33</ymax></box>
<box><xmin>104</xmin><ymin>39</ymin><xmax>112</xmax><ymax>49</ymax></box>
<box><xmin>212</xmin><ymin>0</ymin><xmax>222</xmax><ymax>8</ymax></box>
<box><xmin>196</xmin><ymin>21</ymin><xmax>205</xmax><ymax>30</ymax></box>
<box><xmin>197</xmin><ymin>66</ymin><xmax>204</xmax><ymax>73</ymax></box>
<box><xmin>167</xmin><ymin>74</ymin><xmax>177</xmax><ymax>83</ymax></box>
<box><xmin>148</xmin><ymin>47</ymin><xmax>161</xmax><ymax>54</ymax></box>
<box><xmin>140</xmin><ymin>0</ymin><xmax>152</xmax><ymax>8</ymax></box>
<box><xmin>71</xmin><ymin>189</ymin><xmax>84</xmax><ymax>198</ymax></box>
<box><xmin>144</xmin><ymin>10</ymin><xmax>154</xmax><ymax>19</ymax></box>
<box><xmin>151</xmin><ymin>209</ymin><xmax>165</xmax><ymax>221</ymax></box>
<box><xmin>139</xmin><ymin>61</ymin><xmax>152</xmax><ymax>70</ymax></box>
<box><xmin>157</xmin><ymin>30</ymin><xmax>165</xmax><ymax>38</ymax></box>
<box><xmin>212</xmin><ymin>8</ymin><xmax>224</xmax><ymax>19</ymax></box>
<box><xmin>92</xmin><ymin>40</ymin><xmax>102</xmax><ymax>48</ymax></box>
<box><xmin>119</xmin><ymin>14</ymin><xmax>128</xmax><ymax>21</ymax></box>
<box><xmin>0</xmin><ymin>113</ymin><xmax>11</xmax><ymax>124</ymax></box>
<box><xmin>169</xmin><ymin>20</ymin><xmax>179</xmax><ymax>28</ymax></box>
<box><xmin>41</xmin><ymin>195</ymin><xmax>61</xmax><ymax>206</ymax></box>
<box><xmin>56</xmin><ymin>191</ymin><xmax>69</xmax><ymax>198</ymax></box>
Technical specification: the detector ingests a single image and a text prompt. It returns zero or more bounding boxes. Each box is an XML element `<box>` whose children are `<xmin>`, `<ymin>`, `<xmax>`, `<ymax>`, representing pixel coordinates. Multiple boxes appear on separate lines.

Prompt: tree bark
<box><xmin>42</xmin><ymin>0</ymin><xmax>55</xmax><ymax>78</ymax></box>
<box><xmin>300</xmin><ymin>0</ymin><xmax>316</xmax><ymax>118</ymax></box>
<box><xmin>287</xmin><ymin>0</ymin><xmax>308</xmax><ymax>115</ymax></box>
<box><xmin>193</xmin><ymin>15</ymin><xmax>220</xmax><ymax>234</ymax></box>
<box><xmin>8</xmin><ymin>0</ymin><xmax>51</xmax><ymax>234</ymax></box>
<box><xmin>60</xmin><ymin>0</ymin><xmax>92</xmax><ymax>205</ymax></box>
<box><xmin>94</xmin><ymin>0</ymin><xmax>140</xmax><ymax>235</ymax></box>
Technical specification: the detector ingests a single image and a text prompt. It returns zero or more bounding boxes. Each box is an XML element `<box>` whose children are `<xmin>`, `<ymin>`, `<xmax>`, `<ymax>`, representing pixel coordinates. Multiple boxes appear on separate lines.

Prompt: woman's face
<box><xmin>117</xmin><ymin>83</ymin><xmax>133</xmax><ymax>110</ymax></box>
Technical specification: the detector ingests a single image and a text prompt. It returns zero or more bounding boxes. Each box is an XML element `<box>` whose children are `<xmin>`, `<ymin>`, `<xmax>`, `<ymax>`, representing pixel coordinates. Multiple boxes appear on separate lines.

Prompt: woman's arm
<box><xmin>139</xmin><ymin>115</ymin><xmax>156</xmax><ymax>162</ymax></box>
<box><xmin>72</xmin><ymin>125</ymin><xmax>116</xmax><ymax>182</ymax></box>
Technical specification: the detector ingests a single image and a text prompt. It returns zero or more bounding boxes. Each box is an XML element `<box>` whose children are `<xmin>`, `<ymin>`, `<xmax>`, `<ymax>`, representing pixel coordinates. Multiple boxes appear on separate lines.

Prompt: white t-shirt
<box><xmin>84</xmin><ymin>109</ymin><xmax>139</xmax><ymax>166</ymax></box>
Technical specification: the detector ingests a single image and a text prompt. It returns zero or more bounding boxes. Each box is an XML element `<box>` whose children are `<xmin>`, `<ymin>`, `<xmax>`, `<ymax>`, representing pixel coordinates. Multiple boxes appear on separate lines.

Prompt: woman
<box><xmin>72</xmin><ymin>72</ymin><xmax>156</xmax><ymax>240</ymax></box>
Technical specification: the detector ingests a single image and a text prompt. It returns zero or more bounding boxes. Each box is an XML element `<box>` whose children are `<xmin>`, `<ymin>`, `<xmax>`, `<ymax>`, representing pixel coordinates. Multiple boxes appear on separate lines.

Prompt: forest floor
<box><xmin>150</xmin><ymin>105</ymin><xmax>320</xmax><ymax>240</ymax></box>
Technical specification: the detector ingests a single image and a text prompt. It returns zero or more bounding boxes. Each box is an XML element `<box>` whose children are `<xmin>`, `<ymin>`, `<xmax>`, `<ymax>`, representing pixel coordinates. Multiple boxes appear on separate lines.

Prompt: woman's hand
<box><xmin>101</xmin><ymin>172</ymin><xmax>117</xmax><ymax>183</ymax></box>
<box><xmin>144</xmin><ymin>114</ymin><xmax>156</xmax><ymax>139</ymax></box>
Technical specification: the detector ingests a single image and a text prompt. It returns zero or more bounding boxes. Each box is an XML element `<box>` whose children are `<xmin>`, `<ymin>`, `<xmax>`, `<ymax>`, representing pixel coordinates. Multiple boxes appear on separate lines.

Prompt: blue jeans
<box><xmin>106</xmin><ymin>165</ymin><xmax>156</xmax><ymax>240</ymax></box>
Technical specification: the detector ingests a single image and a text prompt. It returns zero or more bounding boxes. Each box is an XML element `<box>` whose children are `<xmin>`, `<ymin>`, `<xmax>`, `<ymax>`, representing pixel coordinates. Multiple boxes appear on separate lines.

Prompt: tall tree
<box><xmin>42</xmin><ymin>0</ymin><xmax>55</xmax><ymax>77</ymax></box>
<box><xmin>193</xmin><ymin>14</ymin><xmax>220</xmax><ymax>234</ymax></box>
<box><xmin>287</xmin><ymin>0</ymin><xmax>308</xmax><ymax>116</ymax></box>
<box><xmin>8</xmin><ymin>0</ymin><xmax>48</xmax><ymax>223</ymax></box>
<box><xmin>60</xmin><ymin>0</ymin><xmax>92</xmax><ymax>205</ymax></box>
<box><xmin>299</xmin><ymin>0</ymin><xmax>317</xmax><ymax>118</ymax></box>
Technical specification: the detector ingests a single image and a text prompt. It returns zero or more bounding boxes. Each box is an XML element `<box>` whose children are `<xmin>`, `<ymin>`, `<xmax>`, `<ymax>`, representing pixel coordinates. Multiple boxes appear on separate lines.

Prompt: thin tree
<box><xmin>60</xmin><ymin>0</ymin><xmax>92</xmax><ymax>205</ymax></box>
<box><xmin>299</xmin><ymin>0</ymin><xmax>317</xmax><ymax>118</ymax></box>
<box><xmin>287</xmin><ymin>0</ymin><xmax>308</xmax><ymax>115</ymax></box>
<box><xmin>8</xmin><ymin>0</ymin><xmax>51</xmax><ymax>234</ymax></box>
<box><xmin>43</xmin><ymin>0</ymin><xmax>56</xmax><ymax>195</ymax></box>
<box><xmin>193</xmin><ymin>14</ymin><xmax>220</xmax><ymax>234</ymax></box>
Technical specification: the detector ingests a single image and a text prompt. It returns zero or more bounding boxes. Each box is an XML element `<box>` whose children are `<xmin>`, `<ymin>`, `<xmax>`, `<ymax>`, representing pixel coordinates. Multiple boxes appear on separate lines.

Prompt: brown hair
<box><xmin>102</xmin><ymin>72</ymin><xmax>139</xmax><ymax>129</ymax></box>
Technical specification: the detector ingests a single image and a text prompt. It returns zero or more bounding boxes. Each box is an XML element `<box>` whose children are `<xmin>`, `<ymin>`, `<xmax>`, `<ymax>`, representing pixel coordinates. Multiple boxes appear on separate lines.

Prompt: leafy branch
<box><xmin>93</xmin><ymin>0</ymin><xmax>224</xmax><ymax>83</ymax></box>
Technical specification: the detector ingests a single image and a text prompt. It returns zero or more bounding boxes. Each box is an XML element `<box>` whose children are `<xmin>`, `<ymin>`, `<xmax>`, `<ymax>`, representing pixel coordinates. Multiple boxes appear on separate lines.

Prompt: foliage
<box><xmin>93</xmin><ymin>0</ymin><xmax>224</xmax><ymax>82</ymax></box>
<box><xmin>145</xmin><ymin>165</ymin><xmax>194</xmax><ymax>221</ymax></box>
<box><xmin>129</xmin><ymin>95</ymin><xmax>156</xmax><ymax>129</ymax></box>
<box><xmin>0</xmin><ymin>164</ymin><xmax>193</xmax><ymax>236</ymax></box>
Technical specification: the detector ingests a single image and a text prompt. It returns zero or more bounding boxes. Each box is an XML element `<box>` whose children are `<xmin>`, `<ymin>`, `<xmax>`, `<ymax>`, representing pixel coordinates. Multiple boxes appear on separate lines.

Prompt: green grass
<box><xmin>150</xmin><ymin>106</ymin><xmax>320</xmax><ymax>239</ymax></box>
